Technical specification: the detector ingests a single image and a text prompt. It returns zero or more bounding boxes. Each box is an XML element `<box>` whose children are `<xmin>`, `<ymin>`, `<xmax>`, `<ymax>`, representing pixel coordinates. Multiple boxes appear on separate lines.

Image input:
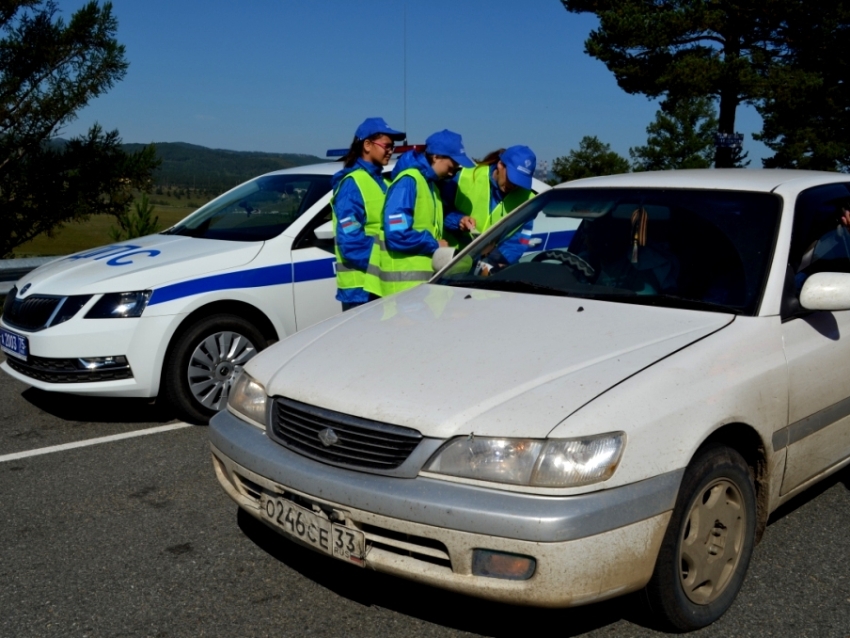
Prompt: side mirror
<box><xmin>431</xmin><ymin>246</ymin><xmax>456</xmax><ymax>273</ymax></box>
<box><xmin>313</xmin><ymin>220</ymin><xmax>334</xmax><ymax>241</ymax></box>
<box><xmin>800</xmin><ymin>272</ymin><xmax>850</xmax><ymax>311</ymax></box>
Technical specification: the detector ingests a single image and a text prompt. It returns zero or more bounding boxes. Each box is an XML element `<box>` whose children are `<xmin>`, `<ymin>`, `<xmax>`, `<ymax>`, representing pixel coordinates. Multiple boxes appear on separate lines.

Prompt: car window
<box><xmin>436</xmin><ymin>187</ymin><xmax>782</xmax><ymax>316</ymax></box>
<box><xmin>164</xmin><ymin>174</ymin><xmax>331</xmax><ymax>242</ymax></box>
<box><xmin>789</xmin><ymin>184</ymin><xmax>850</xmax><ymax>290</ymax></box>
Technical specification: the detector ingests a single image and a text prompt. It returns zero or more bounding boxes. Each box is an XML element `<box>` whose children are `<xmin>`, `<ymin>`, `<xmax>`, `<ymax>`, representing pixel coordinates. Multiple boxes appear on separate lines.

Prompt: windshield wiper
<box><xmin>441</xmin><ymin>278</ymin><xmax>575</xmax><ymax>298</ymax></box>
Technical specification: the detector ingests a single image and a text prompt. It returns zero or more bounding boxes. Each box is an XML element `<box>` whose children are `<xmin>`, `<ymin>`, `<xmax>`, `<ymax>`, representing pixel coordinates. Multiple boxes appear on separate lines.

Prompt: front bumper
<box><xmin>210</xmin><ymin>410</ymin><xmax>681</xmax><ymax>607</ymax></box>
<box><xmin>0</xmin><ymin>314</ymin><xmax>178</xmax><ymax>397</ymax></box>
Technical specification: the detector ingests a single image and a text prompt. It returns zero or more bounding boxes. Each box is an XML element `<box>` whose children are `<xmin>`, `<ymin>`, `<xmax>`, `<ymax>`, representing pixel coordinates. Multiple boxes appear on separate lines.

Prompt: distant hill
<box><xmin>120</xmin><ymin>142</ymin><xmax>326</xmax><ymax>195</ymax></box>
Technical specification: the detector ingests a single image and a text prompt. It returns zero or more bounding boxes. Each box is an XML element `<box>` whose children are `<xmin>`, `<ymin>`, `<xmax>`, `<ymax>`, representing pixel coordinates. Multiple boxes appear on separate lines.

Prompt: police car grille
<box><xmin>272</xmin><ymin>397</ymin><xmax>422</xmax><ymax>469</ymax></box>
<box><xmin>3</xmin><ymin>293</ymin><xmax>61</xmax><ymax>331</ymax></box>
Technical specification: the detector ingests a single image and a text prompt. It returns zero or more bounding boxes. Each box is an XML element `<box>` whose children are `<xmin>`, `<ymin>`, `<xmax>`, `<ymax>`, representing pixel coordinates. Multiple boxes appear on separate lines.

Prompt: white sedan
<box><xmin>211</xmin><ymin>169</ymin><xmax>850</xmax><ymax>630</ymax></box>
<box><xmin>0</xmin><ymin>162</ymin><xmax>549</xmax><ymax>423</ymax></box>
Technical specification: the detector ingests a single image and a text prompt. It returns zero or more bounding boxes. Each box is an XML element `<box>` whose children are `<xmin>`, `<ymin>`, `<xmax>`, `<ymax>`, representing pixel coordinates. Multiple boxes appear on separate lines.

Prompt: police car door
<box><xmin>288</xmin><ymin>196</ymin><xmax>342</xmax><ymax>330</ymax></box>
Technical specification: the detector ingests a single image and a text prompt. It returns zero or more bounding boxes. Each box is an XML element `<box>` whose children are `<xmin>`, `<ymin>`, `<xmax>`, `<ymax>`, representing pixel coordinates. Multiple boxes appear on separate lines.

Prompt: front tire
<box><xmin>162</xmin><ymin>314</ymin><xmax>267</xmax><ymax>424</ymax></box>
<box><xmin>645</xmin><ymin>443</ymin><xmax>756</xmax><ymax>631</ymax></box>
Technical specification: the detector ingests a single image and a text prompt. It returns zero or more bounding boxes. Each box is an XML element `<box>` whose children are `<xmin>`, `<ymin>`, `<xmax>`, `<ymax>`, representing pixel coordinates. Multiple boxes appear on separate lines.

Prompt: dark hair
<box><xmin>340</xmin><ymin>133</ymin><xmax>388</xmax><ymax>168</ymax></box>
<box><xmin>473</xmin><ymin>148</ymin><xmax>506</xmax><ymax>166</ymax></box>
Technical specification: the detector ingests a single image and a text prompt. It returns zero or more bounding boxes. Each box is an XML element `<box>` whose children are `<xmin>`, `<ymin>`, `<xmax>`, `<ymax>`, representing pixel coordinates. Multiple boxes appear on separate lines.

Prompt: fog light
<box><xmin>77</xmin><ymin>355</ymin><xmax>128</xmax><ymax>370</ymax></box>
<box><xmin>472</xmin><ymin>549</ymin><xmax>536</xmax><ymax>581</ymax></box>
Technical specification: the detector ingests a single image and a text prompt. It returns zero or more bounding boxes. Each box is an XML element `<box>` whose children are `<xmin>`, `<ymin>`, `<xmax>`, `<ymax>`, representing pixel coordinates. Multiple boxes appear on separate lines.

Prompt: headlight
<box><xmin>85</xmin><ymin>291</ymin><xmax>151</xmax><ymax>318</ymax></box>
<box><xmin>424</xmin><ymin>432</ymin><xmax>624</xmax><ymax>488</ymax></box>
<box><xmin>227</xmin><ymin>371</ymin><xmax>267</xmax><ymax>428</ymax></box>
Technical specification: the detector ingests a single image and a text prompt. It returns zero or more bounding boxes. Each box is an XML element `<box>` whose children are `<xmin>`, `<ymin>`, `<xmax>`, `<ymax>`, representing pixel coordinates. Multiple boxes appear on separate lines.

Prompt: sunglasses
<box><xmin>369</xmin><ymin>139</ymin><xmax>395</xmax><ymax>153</ymax></box>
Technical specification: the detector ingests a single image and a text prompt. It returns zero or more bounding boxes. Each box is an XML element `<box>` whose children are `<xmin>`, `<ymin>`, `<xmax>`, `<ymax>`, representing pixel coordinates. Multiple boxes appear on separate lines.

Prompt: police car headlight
<box><xmin>424</xmin><ymin>432</ymin><xmax>624</xmax><ymax>487</ymax></box>
<box><xmin>85</xmin><ymin>291</ymin><xmax>151</xmax><ymax>318</ymax></box>
<box><xmin>227</xmin><ymin>371</ymin><xmax>267</xmax><ymax>429</ymax></box>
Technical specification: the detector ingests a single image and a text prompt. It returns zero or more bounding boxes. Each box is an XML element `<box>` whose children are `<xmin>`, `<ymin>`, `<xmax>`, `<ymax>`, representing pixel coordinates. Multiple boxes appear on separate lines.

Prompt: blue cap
<box><xmin>354</xmin><ymin>117</ymin><xmax>405</xmax><ymax>142</ymax></box>
<box><xmin>424</xmin><ymin>130</ymin><xmax>474</xmax><ymax>167</ymax></box>
<box><xmin>500</xmin><ymin>146</ymin><xmax>536</xmax><ymax>190</ymax></box>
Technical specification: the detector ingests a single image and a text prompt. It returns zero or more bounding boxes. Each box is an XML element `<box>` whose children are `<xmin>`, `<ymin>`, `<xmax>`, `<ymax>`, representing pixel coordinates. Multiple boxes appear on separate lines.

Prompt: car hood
<box><xmin>250</xmin><ymin>285</ymin><xmax>734</xmax><ymax>440</ymax></box>
<box><xmin>15</xmin><ymin>234</ymin><xmax>263</xmax><ymax>296</ymax></box>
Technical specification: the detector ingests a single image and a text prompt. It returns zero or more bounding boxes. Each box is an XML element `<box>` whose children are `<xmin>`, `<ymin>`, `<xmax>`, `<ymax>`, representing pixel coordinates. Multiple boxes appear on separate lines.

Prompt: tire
<box><xmin>645</xmin><ymin>443</ymin><xmax>757</xmax><ymax>631</ymax></box>
<box><xmin>161</xmin><ymin>313</ymin><xmax>267</xmax><ymax>424</ymax></box>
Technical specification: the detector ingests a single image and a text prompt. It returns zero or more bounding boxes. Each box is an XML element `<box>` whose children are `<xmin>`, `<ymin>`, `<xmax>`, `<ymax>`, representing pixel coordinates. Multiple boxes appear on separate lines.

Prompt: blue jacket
<box><xmin>440</xmin><ymin>165</ymin><xmax>533</xmax><ymax>265</ymax></box>
<box><xmin>383</xmin><ymin>151</ymin><xmax>441</xmax><ymax>256</ymax></box>
<box><xmin>331</xmin><ymin>159</ymin><xmax>387</xmax><ymax>303</ymax></box>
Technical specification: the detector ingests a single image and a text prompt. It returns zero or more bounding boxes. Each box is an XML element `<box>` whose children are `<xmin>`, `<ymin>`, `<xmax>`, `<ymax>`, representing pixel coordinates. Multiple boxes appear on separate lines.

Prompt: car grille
<box><xmin>5</xmin><ymin>355</ymin><xmax>133</xmax><ymax>383</ymax></box>
<box><xmin>3</xmin><ymin>292</ymin><xmax>62</xmax><ymax>331</ymax></box>
<box><xmin>271</xmin><ymin>397</ymin><xmax>423</xmax><ymax>470</ymax></box>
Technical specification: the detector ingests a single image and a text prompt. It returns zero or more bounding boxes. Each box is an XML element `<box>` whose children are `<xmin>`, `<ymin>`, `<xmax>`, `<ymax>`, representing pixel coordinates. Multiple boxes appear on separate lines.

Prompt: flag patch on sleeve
<box><xmin>519</xmin><ymin>228</ymin><xmax>533</xmax><ymax>245</ymax></box>
<box><xmin>340</xmin><ymin>217</ymin><xmax>362</xmax><ymax>234</ymax></box>
<box><xmin>388</xmin><ymin>213</ymin><xmax>410</xmax><ymax>231</ymax></box>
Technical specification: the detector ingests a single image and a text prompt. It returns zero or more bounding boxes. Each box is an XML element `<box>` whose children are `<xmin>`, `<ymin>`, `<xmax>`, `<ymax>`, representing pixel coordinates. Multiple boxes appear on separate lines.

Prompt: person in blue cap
<box><xmin>441</xmin><ymin>146</ymin><xmax>538</xmax><ymax>264</ymax></box>
<box><xmin>331</xmin><ymin>117</ymin><xmax>405</xmax><ymax>310</ymax></box>
<box><xmin>363</xmin><ymin>129</ymin><xmax>473</xmax><ymax>297</ymax></box>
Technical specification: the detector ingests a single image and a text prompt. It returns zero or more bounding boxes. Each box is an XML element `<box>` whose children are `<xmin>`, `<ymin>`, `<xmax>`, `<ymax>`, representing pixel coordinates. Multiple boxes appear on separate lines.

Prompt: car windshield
<box><xmin>163</xmin><ymin>173</ymin><xmax>331</xmax><ymax>242</ymax></box>
<box><xmin>435</xmin><ymin>187</ymin><xmax>782</xmax><ymax>315</ymax></box>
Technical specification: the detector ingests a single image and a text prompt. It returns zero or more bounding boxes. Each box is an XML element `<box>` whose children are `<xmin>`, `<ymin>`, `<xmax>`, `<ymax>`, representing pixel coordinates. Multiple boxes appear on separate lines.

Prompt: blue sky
<box><xmin>61</xmin><ymin>0</ymin><xmax>769</xmax><ymax>166</ymax></box>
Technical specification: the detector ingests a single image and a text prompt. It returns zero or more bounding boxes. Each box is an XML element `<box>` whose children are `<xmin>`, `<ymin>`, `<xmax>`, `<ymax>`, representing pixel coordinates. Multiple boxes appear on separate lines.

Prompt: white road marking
<box><xmin>0</xmin><ymin>422</ymin><xmax>195</xmax><ymax>463</ymax></box>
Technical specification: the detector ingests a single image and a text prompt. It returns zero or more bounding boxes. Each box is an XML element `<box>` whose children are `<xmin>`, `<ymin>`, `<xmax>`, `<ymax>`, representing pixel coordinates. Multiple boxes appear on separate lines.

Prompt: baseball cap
<box><xmin>424</xmin><ymin>130</ymin><xmax>474</xmax><ymax>167</ymax></box>
<box><xmin>355</xmin><ymin>117</ymin><xmax>406</xmax><ymax>142</ymax></box>
<box><xmin>500</xmin><ymin>146</ymin><xmax>536</xmax><ymax>190</ymax></box>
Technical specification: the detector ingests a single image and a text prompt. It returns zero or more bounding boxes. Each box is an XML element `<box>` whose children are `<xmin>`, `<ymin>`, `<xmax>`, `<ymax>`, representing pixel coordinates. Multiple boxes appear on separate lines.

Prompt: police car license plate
<box><xmin>259</xmin><ymin>494</ymin><xmax>365</xmax><ymax>565</ymax></box>
<box><xmin>0</xmin><ymin>329</ymin><xmax>28</xmax><ymax>361</ymax></box>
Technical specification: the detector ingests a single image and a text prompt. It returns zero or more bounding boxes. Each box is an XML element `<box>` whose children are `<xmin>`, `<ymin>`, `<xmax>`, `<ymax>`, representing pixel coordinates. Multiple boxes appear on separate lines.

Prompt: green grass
<box><xmin>11</xmin><ymin>196</ymin><xmax>210</xmax><ymax>257</ymax></box>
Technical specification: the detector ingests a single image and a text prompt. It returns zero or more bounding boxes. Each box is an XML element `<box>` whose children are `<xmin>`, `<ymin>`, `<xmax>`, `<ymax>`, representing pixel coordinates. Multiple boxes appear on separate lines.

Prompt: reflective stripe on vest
<box><xmin>331</xmin><ymin>169</ymin><xmax>386</xmax><ymax>291</ymax></box>
<box><xmin>456</xmin><ymin>165</ymin><xmax>535</xmax><ymax>234</ymax></box>
<box><xmin>369</xmin><ymin>168</ymin><xmax>444</xmax><ymax>297</ymax></box>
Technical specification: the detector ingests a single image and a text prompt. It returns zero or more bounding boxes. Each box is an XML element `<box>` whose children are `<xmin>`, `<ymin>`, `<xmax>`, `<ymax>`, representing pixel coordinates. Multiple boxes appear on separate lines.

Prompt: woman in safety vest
<box><xmin>331</xmin><ymin>117</ymin><xmax>405</xmax><ymax>310</ymax></box>
<box><xmin>441</xmin><ymin>146</ymin><xmax>537</xmax><ymax>265</ymax></box>
<box><xmin>364</xmin><ymin>129</ymin><xmax>473</xmax><ymax>297</ymax></box>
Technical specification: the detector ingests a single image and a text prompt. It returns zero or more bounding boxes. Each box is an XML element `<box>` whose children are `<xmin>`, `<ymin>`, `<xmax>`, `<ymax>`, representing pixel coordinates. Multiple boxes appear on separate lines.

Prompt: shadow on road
<box><xmin>237</xmin><ymin>508</ymin><xmax>654</xmax><ymax>637</ymax></box>
<box><xmin>21</xmin><ymin>387</ymin><xmax>175</xmax><ymax>424</ymax></box>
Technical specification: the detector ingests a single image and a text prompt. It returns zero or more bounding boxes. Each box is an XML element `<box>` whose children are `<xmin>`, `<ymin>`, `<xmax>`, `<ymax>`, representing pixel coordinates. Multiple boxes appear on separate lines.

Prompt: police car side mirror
<box><xmin>800</xmin><ymin>272</ymin><xmax>850</xmax><ymax>311</ymax></box>
<box><xmin>314</xmin><ymin>220</ymin><xmax>334</xmax><ymax>241</ymax></box>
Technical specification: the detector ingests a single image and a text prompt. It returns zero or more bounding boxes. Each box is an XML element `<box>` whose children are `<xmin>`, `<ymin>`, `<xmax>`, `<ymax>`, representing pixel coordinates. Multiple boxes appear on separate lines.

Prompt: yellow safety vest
<box><xmin>365</xmin><ymin>168</ymin><xmax>443</xmax><ymax>297</ymax></box>
<box><xmin>331</xmin><ymin>169</ymin><xmax>386</xmax><ymax>292</ymax></box>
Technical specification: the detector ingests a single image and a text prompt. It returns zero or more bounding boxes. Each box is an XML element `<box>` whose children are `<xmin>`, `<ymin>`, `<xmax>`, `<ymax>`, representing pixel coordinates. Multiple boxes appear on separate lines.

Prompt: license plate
<box><xmin>0</xmin><ymin>329</ymin><xmax>28</xmax><ymax>361</ymax></box>
<box><xmin>259</xmin><ymin>494</ymin><xmax>365</xmax><ymax>565</ymax></box>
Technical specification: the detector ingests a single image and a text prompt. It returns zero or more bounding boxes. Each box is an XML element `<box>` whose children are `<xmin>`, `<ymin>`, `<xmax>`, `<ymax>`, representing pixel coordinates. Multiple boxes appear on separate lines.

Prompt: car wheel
<box><xmin>645</xmin><ymin>443</ymin><xmax>756</xmax><ymax>631</ymax></box>
<box><xmin>162</xmin><ymin>313</ymin><xmax>267</xmax><ymax>424</ymax></box>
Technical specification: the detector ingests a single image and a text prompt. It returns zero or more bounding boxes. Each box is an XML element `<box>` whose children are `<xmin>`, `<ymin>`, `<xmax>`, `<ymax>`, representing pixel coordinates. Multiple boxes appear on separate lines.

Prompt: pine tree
<box><xmin>630</xmin><ymin>98</ymin><xmax>718</xmax><ymax>171</ymax></box>
<box><xmin>0</xmin><ymin>1</ymin><xmax>159</xmax><ymax>256</ymax></box>
<box><xmin>551</xmin><ymin>136</ymin><xmax>630</xmax><ymax>184</ymax></box>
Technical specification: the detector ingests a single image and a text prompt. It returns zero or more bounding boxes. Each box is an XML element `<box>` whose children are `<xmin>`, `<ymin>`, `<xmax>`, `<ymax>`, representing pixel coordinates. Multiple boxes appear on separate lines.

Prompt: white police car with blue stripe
<box><xmin>0</xmin><ymin>161</ymin><xmax>550</xmax><ymax>422</ymax></box>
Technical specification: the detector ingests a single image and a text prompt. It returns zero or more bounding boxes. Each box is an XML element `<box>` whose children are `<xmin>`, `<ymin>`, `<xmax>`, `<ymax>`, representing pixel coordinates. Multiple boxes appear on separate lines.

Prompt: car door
<box><xmin>780</xmin><ymin>183</ymin><xmax>850</xmax><ymax>494</ymax></box>
<box><xmin>290</xmin><ymin>199</ymin><xmax>342</xmax><ymax>330</ymax></box>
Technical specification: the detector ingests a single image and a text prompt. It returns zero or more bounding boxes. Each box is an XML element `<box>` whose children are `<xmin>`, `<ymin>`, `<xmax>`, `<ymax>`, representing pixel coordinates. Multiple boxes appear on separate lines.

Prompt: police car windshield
<box><xmin>163</xmin><ymin>174</ymin><xmax>331</xmax><ymax>242</ymax></box>
<box><xmin>435</xmin><ymin>187</ymin><xmax>781</xmax><ymax>316</ymax></box>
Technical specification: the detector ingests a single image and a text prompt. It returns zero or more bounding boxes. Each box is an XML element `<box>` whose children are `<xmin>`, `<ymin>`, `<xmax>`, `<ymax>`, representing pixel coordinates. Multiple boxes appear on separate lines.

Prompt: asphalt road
<box><xmin>1</xmin><ymin>371</ymin><xmax>849</xmax><ymax>638</ymax></box>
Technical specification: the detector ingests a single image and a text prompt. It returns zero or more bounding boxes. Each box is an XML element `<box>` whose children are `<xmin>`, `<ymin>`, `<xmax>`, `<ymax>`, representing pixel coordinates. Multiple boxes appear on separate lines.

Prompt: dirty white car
<box><xmin>209</xmin><ymin>169</ymin><xmax>850</xmax><ymax>630</ymax></box>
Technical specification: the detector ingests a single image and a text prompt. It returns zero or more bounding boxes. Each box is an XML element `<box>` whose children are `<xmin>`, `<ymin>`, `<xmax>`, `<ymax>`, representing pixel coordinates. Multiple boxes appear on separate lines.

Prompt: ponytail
<box><xmin>340</xmin><ymin>136</ymin><xmax>365</xmax><ymax>168</ymax></box>
<box><xmin>473</xmin><ymin>149</ymin><xmax>506</xmax><ymax>166</ymax></box>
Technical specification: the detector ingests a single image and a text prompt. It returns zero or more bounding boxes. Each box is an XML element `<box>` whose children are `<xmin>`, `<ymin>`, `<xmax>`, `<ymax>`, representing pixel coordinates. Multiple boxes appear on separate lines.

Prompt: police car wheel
<box><xmin>162</xmin><ymin>313</ymin><xmax>267</xmax><ymax>424</ymax></box>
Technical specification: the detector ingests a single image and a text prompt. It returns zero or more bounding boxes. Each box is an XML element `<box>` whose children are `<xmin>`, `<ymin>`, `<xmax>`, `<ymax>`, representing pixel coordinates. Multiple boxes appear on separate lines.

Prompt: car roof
<box><xmin>555</xmin><ymin>169</ymin><xmax>850</xmax><ymax>193</ymax></box>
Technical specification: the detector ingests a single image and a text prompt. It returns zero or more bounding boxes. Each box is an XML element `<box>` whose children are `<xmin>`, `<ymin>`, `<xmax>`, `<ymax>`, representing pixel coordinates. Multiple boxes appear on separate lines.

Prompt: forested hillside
<box><xmin>121</xmin><ymin>142</ymin><xmax>325</xmax><ymax>196</ymax></box>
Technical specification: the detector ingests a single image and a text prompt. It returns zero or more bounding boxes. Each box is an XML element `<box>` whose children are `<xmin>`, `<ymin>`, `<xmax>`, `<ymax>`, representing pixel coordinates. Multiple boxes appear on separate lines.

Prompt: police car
<box><xmin>0</xmin><ymin>161</ymin><xmax>550</xmax><ymax>422</ymax></box>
